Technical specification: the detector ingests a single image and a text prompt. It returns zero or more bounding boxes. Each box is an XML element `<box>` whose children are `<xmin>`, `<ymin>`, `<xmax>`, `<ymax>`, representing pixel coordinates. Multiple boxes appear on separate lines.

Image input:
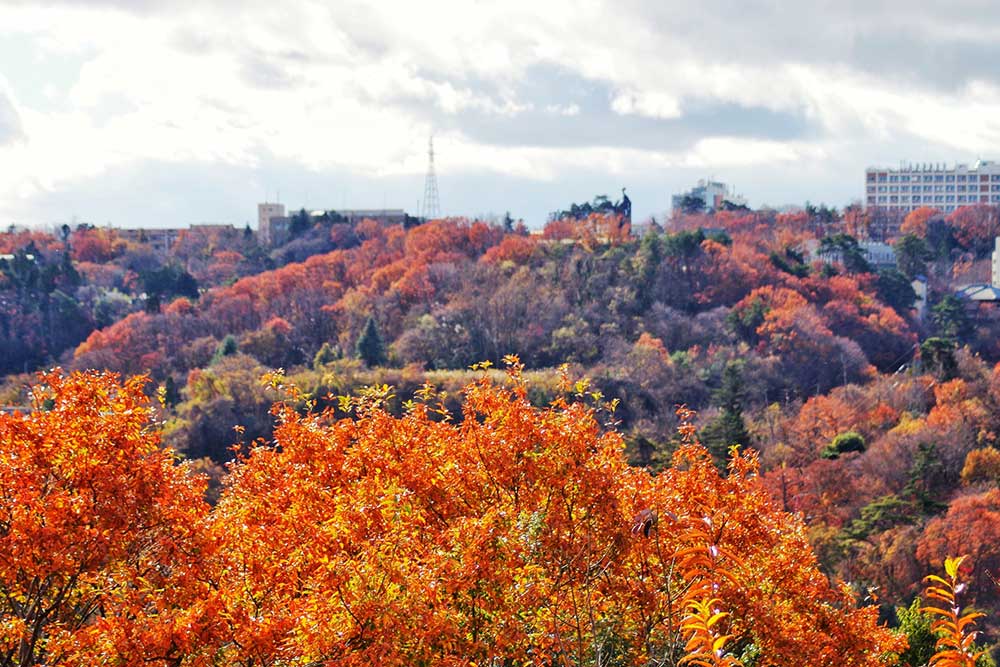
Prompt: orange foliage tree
<box><xmin>0</xmin><ymin>370</ymin><xmax>213</xmax><ymax>666</ymax></box>
<box><xmin>542</xmin><ymin>213</ymin><xmax>629</xmax><ymax>246</ymax></box>
<box><xmin>901</xmin><ymin>207</ymin><xmax>940</xmax><ymax>239</ymax></box>
<box><xmin>921</xmin><ymin>555</ymin><xmax>986</xmax><ymax>667</ymax></box>
<box><xmin>204</xmin><ymin>363</ymin><xmax>902</xmax><ymax>665</ymax></box>
<box><xmin>69</xmin><ymin>228</ymin><xmax>123</xmax><ymax>263</ymax></box>
<box><xmin>916</xmin><ymin>488</ymin><xmax>1000</xmax><ymax>598</ymax></box>
<box><xmin>947</xmin><ymin>204</ymin><xmax>1000</xmax><ymax>256</ymax></box>
<box><xmin>1</xmin><ymin>365</ymin><xmax>930</xmax><ymax>665</ymax></box>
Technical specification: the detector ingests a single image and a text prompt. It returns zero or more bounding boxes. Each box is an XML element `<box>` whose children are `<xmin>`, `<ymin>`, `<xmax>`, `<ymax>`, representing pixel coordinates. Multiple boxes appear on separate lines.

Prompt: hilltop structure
<box><xmin>257</xmin><ymin>204</ymin><xmax>410</xmax><ymax>246</ymax></box>
<box><xmin>671</xmin><ymin>179</ymin><xmax>746</xmax><ymax>213</ymax></box>
<box><xmin>257</xmin><ymin>203</ymin><xmax>286</xmax><ymax>246</ymax></box>
<box><xmin>421</xmin><ymin>135</ymin><xmax>441</xmax><ymax>220</ymax></box>
<box><xmin>115</xmin><ymin>224</ymin><xmax>236</xmax><ymax>256</ymax></box>
<box><xmin>865</xmin><ymin>160</ymin><xmax>1000</xmax><ymax>216</ymax></box>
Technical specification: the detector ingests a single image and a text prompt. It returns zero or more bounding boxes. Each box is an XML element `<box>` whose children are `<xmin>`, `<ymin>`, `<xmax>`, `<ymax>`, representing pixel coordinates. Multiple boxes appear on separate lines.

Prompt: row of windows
<box><xmin>868</xmin><ymin>172</ymin><xmax>999</xmax><ymax>183</ymax></box>
<box><xmin>868</xmin><ymin>184</ymin><xmax>995</xmax><ymax>193</ymax></box>
<box><xmin>870</xmin><ymin>194</ymin><xmax>997</xmax><ymax>204</ymax></box>
<box><xmin>872</xmin><ymin>205</ymin><xmax>960</xmax><ymax>213</ymax></box>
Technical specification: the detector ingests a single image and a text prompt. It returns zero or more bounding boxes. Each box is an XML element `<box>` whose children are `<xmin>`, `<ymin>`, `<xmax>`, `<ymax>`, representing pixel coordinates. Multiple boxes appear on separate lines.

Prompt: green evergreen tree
<box><xmin>875</xmin><ymin>267</ymin><xmax>916</xmax><ymax>313</ymax></box>
<box><xmin>931</xmin><ymin>295</ymin><xmax>972</xmax><ymax>340</ymax></box>
<box><xmin>894</xmin><ymin>233</ymin><xmax>932</xmax><ymax>279</ymax></box>
<box><xmin>356</xmin><ymin>316</ymin><xmax>387</xmax><ymax>367</ymax></box>
<box><xmin>211</xmin><ymin>335</ymin><xmax>239</xmax><ymax>364</ymax></box>
<box><xmin>634</xmin><ymin>230</ymin><xmax>662</xmax><ymax>310</ymax></box>
<box><xmin>819</xmin><ymin>233</ymin><xmax>872</xmax><ymax>274</ymax></box>
<box><xmin>163</xmin><ymin>375</ymin><xmax>181</xmax><ymax>407</ymax></box>
<box><xmin>290</xmin><ymin>208</ymin><xmax>311</xmax><ymax>237</ymax></box>
<box><xmin>699</xmin><ymin>361</ymin><xmax>752</xmax><ymax>467</ymax></box>
<box><xmin>919</xmin><ymin>337</ymin><xmax>958</xmax><ymax>380</ymax></box>
<box><xmin>903</xmin><ymin>442</ymin><xmax>948</xmax><ymax>514</ymax></box>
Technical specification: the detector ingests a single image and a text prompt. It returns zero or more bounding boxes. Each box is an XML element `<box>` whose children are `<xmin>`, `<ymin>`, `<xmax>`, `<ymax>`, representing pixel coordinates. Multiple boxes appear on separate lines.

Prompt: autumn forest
<box><xmin>2</xmin><ymin>203</ymin><xmax>1000</xmax><ymax>666</ymax></box>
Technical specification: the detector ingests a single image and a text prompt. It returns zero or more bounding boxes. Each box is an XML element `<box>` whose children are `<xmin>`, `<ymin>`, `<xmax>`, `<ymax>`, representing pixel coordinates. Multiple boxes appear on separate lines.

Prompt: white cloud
<box><xmin>610</xmin><ymin>90</ymin><xmax>682</xmax><ymax>119</ymax></box>
<box><xmin>545</xmin><ymin>103</ymin><xmax>580</xmax><ymax>116</ymax></box>
<box><xmin>4</xmin><ymin>1</ymin><xmax>1000</xmax><ymax>224</ymax></box>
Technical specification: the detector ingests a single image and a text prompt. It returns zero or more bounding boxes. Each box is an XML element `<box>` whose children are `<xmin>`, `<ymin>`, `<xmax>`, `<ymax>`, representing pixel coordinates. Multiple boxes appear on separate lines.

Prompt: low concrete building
<box><xmin>116</xmin><ymin>228</ymin><xmax>183</xmax><ymax>255</ymax></box>
<box><xmin>672</xmin><ymin>179</ymin><xmax>747</xmax><ymax>213</ymax></box>
<box><xmin>803</xmin><ymin>239</ymin><xmax>897</xmax><ymax>269</ymax></box>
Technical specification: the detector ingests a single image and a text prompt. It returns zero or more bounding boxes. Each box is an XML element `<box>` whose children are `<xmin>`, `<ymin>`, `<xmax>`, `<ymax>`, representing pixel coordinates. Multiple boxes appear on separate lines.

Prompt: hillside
<box><xmin>3</xmin><ymin>206</ymin><xmax>1000</xmax><ymax>660</ymax></box>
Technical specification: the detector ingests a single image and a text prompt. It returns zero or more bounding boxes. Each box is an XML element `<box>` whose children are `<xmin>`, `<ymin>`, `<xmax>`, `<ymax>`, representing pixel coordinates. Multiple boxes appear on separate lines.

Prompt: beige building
<box><xmin>115</xmin><ymin>224</ymin><xmax>237</xmax><ymax>255</ymax></box>
<box><xmin>257</xmin><ymin>202</ymin><xmax>286</xmax><ymax>246</ymax></box>
<box><xmin>116</xmin><ymin>227</ymin><xmax>183</xmax><ymax>255</ymax></box>
<box><xmin>865</xmin><ymin>160</ymin><xmax>1000</xmax><ymax>215</ymax></box>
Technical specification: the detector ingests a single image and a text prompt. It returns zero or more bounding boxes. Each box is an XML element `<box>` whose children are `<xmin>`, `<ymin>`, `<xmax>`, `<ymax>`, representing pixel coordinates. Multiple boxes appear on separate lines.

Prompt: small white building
<box><xmin>803</xmin><ymin>240</ymin><xmax>896</xmax><ymax>269</ymax></box>
<box><xmin>671</xmin><ymin>179</ymin><xmax>746</xmax><ymax>213</ymax></box>
<box><xmin>860</xmin><ymin>241</ymin><xmax>896</xmax><ymax>269</ymax></box>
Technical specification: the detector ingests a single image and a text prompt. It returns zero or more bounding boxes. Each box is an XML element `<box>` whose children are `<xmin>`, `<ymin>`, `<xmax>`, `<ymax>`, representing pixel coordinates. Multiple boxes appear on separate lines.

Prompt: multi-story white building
<box><xmin>865</xmin><ymin>160</ymin><xmax>1000</xmax><ymax>215</ymax></box>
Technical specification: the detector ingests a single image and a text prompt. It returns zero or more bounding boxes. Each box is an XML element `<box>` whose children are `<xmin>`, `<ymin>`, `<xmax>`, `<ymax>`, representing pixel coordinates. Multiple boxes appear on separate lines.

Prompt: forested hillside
<box><xmin>3</xmin><ymin>204</ymin><xmax>1000</xmax><ymax>663</ymax></box>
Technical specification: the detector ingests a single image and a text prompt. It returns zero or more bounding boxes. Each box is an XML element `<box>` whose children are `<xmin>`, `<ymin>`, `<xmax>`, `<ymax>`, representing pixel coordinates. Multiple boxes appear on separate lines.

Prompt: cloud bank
<box><xmin>0</xmin><ymin>1</ymin><xmax>997</xmax><ymax>226</ymax></box>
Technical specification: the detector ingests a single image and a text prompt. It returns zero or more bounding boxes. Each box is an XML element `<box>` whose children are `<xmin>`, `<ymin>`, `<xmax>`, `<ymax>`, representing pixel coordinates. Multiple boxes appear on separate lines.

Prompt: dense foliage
<box><xmin>1</xmin><ymin>367</ymin><xmax>905</xmax><ymax>665</ymax></box>
<box><xmin>4</xmin><ymin>203</ymin><xmax>1000</xmax><ymax>661</ymax></box>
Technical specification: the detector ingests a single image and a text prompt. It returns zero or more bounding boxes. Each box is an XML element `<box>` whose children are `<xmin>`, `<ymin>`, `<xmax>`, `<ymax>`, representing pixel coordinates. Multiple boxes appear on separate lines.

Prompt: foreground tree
<box><xmin>0</xmin><ymin>366</ymin><xmax>916</xmax><ymax>665</ymax></box>
<box><xmin>206</xmin><ymin>362</ymin><xmax>903</xmax><ymax>666</ymax></box>
<box><xmin>0</xmin><ymin>370</ymin><xmax>213</xmax><ymax>666</ymax></box>
<box><xmin>920</xmin><ymin>556</ymin><xmax>986</xmax><ymax>667</ymax></box>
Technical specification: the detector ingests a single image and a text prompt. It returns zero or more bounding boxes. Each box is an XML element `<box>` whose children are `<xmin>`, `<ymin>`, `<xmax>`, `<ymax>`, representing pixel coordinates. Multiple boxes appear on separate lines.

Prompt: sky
<box><xmin>4</xmin><ymin>1</ymin><xmax>1000</xmax><ymax>229</ymax></box>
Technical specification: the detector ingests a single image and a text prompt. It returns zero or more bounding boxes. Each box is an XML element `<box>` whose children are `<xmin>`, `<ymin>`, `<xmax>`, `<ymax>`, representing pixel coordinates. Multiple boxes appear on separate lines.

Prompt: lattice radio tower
<box><xmin>421</xmin><ymin>134</ymin><xmax>440</xmax><ymax>220</ymax></box>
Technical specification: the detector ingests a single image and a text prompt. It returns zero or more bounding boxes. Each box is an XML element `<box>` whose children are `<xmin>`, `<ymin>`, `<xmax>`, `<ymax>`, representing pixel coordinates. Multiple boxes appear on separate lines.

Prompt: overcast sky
<box><xmin>3</xmin><ymin>1</ymin><xmax>1000</xmax><ymax>229</ymax></box>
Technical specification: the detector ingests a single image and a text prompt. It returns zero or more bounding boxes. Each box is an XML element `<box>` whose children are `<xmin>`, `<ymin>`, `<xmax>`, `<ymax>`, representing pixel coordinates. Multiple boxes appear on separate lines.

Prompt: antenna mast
<box><xmin>421</xmin><ymin>134</ymin><xmax>440</xmax><ymax>220</ymax></box>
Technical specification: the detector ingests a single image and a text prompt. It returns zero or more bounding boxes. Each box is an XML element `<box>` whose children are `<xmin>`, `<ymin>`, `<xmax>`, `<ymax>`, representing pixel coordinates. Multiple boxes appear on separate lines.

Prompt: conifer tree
<box><xmin>700</xmin><ymin>360</ymin><xmax>752</xmax><ymax>466</ymax></box>
<box><xmin>356</xmin><ymin>315</ymin><xmax>387</xmax><ymax>367</ymax></box>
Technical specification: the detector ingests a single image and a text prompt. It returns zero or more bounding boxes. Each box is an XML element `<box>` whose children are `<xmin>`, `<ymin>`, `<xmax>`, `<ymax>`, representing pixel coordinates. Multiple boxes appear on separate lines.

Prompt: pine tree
<box><xmin>356</xmin><ymin>316</ymin><xmax>387</xmax><ymax>367</ymax></box>
<box><xmin>699</xmin><ymin>361</ymin><xmax>752</xmax><ymax>467</ymax></box>
<box><xmin>163</xmin><ymin>375</ymin><xmax>181</xmax><ymax>407</ymax></box>
<box><xmin>211</xmin><ymin>335</ymin><xmax>238</xmax><ymax>364</ymax></box>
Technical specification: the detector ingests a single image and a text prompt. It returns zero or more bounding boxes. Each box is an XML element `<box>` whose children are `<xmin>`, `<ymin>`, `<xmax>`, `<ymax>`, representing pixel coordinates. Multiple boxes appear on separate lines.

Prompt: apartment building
<box><xmin>865</xmin><ymin>160</ymin><xmax>1000</xmax><ymax>215</ymax></box>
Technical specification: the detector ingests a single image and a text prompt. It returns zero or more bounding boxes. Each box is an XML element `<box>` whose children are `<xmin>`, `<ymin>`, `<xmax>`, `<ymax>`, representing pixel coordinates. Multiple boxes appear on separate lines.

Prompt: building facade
<box><xmin>115</xmin><ymin>225</ymin><xmax>238</xmax><ymax>255</ymax></box>
<box><xmin>257</xmin><ymin>204</ymin><xmax>412</xmax><ymax>246</ymax></box>
<box><xmin>336</xmin><ymin>209</ymin><xmax>408</xmax><ymax>225</ymax></box>
<box><xmin>257</xmin><ymin>202</ymin><xmax>286</xmax><ymax>246</ymax></box>
<box><xmin>803</xmin><ymin>239</ymin><xmax>896</xmax><ymax>269</ymax></box>
<box><xmin>865</xmin><ymin>161</ymin><xmax>1000</xmax><ymax>215</ymax></box>
<box><xmin>116</xmin><ymin>227</ymin><xmax>183</xmax><ymax>255</ymax></box>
